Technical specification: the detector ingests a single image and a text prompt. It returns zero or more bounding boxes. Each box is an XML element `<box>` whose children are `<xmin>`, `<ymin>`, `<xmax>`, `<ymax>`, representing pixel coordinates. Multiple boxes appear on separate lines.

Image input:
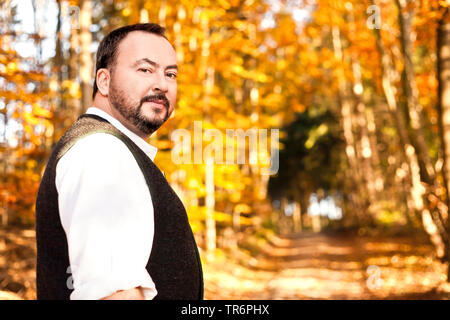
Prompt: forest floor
<box><xmin>1</xmin><ymin>226</ymin><xmax>450</xmax><ymax>300</ymax></box>
<box><xmin>203</xmin><ymin>229</ymin><xmax>450</xmax><ymax>299</ymax></box>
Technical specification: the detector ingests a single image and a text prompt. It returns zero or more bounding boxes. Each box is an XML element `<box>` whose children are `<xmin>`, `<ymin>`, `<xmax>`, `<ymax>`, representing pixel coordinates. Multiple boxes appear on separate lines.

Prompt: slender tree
<box><xmin>79</xmin><ymin>0</ymin><xmax>92</xmax><ymax>114</ymax></box>
<box><xmin>437</xmin><ymin>6</ymin><xmax>450</xmax><ymax>280</ymax></box>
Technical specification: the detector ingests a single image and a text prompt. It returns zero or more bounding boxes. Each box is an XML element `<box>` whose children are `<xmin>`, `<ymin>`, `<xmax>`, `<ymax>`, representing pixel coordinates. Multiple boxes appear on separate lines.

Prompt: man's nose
<box><xmin>152</xmin><ymin>71</ymin><xmax>169</xmax><ymax>93</ymax></box>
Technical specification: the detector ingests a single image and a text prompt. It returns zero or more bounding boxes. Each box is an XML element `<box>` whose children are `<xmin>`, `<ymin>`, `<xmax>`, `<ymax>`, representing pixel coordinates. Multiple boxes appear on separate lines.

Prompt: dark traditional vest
<box><xmin>35</xmin><ymin>114</ymin><xmax>203</xmax><ymax>300</ymax></box>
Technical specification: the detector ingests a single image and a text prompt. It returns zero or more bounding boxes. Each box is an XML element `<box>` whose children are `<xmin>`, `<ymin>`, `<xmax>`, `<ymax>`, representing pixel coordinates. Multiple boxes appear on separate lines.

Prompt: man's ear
<box><xmin>96</xmin><ymin>68</ymin><xmax>110</xmax><ymax>96</ymax></box>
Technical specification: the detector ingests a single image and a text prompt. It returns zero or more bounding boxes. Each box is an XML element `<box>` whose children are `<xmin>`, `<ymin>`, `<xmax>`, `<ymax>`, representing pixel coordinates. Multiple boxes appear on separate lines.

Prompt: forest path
<box><xmin>204</xmin><ymin>231</ymin><xmax>450</xmax><ymax>300</ymax></box>
<box><xmin>0</xmin><ymin>227</ymin><xmax>449</xmax><ymax>299</ymax></box>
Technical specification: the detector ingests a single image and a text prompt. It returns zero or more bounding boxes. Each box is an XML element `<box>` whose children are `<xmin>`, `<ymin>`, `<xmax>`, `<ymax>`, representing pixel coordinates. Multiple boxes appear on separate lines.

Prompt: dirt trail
<box><xmin>0</xmin><ymin>228</ymin><xmax>36</xmax><ymax>300</ymax></box>
<box><xmin>1</xmin><ymin>228</ymin><xmax>450</xmax><ymax>300</ymax></box>
<box><xmin>204</xmin><ymin>231</ymin><xmax>450</xmax><ymax>300</ymax></box>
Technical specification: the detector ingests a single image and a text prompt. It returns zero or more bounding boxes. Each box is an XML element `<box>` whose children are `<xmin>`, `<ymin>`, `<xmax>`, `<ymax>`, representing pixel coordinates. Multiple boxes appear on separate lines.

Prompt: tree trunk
<box><xmin>292</xmin><ymin>201</ymin><xmax>302</xmax><ymax>233</ymax></box>
<box><xmin>52</xmin><ymin>0</ymin><xmax>65</xmax><ymax>147</ymax></box>
<box><xmin>201</xmin><ymin>15</ymin><xmax>216</xmax><ymax>259</ymax></box>
<box><xmin>365</xmin><ymin>106</ymin><xmax>384</xmax><ymax>193</ymax></box>
<box><xmin>348</xmin><ymin>3</ymin><xmax>383</xmax><ymax>210</ymax></box>
<box><xmin>158</xmin><ymin>0</ymin><xmax>167</xmax><ymax>27</ymax></box>
<box><xmin>312</xmin><ymin>214</ymin><xmax>321</xmax><ymax>233</ymax></box>
<box><xmin>68</xmin><ymin>7</ymin><xmax>80</xmax><ymax>121</ymax></box>
<box><xmin>205</xmin><ymin>156</ymin><xmax>216</xmax><ymax>258</ymax></box>
<box><xmin>395</xmin><ymin>0</ymin><xmax>436</xmax><ymax>184</ymax></box>
<box><xmin>437</xmin><ymin>7</ymin><xmax>450</xmax><ymax>280</ymax></box>
<box><xmin>351</xmin><ymin>55</ymin><xmax>377</xmax><ymax>209</ymax></box>
<box><xmin>280</xmin><ymin>197</ymin><xmax>290</xmax><ymax>234</ymax></box>
<box><xmin>1</xmin><ymin>103</ymin><xmax>8</xmax><ymax>227</ymax></box>
<box><xmin>1</xmin><ymin>0</ymin><xmax>11</xmax><ymax>226</ymax></box>
<box><xmin>79</xmin><ymin>0</ymin><xmax>92</xmax><ymax>114</ymax></box>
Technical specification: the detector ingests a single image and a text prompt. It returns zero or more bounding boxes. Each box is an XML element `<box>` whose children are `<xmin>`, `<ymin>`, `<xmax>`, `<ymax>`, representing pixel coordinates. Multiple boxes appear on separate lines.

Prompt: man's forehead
<box><xmin>116</xmin><ymin>31</ymin><xmax>176</xmax><ymax>65</ymax></box>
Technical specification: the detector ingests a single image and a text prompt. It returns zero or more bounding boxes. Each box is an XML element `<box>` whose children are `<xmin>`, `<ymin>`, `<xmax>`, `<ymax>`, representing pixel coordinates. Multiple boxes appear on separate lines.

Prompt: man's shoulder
<box><xmin>55</xmin><ymin>132</ymin><xmax>140</xmax><ymax>184</ymax></box>
<box><xmin>61</xmin><ymin>132</ymin><xmax>132</xmax><ymax>160</ymax></box>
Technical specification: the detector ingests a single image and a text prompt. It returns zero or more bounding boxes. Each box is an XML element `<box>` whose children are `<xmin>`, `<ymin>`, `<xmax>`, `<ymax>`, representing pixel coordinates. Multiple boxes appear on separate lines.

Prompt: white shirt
<box><xmin>55</xmin><ymin>107</ymin><xmax>158</xmax><ymax>300</ymax></box>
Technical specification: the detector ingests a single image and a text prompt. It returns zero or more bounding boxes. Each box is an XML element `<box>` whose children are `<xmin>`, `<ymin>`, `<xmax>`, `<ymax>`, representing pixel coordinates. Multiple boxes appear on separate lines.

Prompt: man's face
<box><xmin>108</xmin><ymin>31</ymin><xmax>177</xmax><ymax>136</ymax></box>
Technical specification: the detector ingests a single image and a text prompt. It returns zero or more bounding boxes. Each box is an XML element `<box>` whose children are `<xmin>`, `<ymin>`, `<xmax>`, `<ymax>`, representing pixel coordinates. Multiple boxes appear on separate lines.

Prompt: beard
<box><xmin>109</xmin><ymin>80</ymin><xmax>171</xmax><ymax>136</ymax></box>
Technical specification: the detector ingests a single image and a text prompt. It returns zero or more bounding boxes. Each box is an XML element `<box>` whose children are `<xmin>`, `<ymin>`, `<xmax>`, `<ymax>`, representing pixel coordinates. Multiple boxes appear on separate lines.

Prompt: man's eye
<box><xmin>167</xmin><ymin>73</ymin><xmax>177</xmax><ymax>79</ymax></box>
<box><xmin>139</xmin><ymin>68</ymin><xmax>153</xmax><ymax>73</ymax></box>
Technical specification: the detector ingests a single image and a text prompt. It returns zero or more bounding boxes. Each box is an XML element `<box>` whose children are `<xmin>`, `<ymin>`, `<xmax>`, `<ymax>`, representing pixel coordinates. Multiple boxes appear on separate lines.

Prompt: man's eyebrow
<box><xmin>133</xmin><ymin>58</ymin><xmax>178</xmax><ymax>70</ymax></box>
<box><xmin>166</xmin><ymin>64</ymin><xmax>178</xmax><ymax>70</ymax></box>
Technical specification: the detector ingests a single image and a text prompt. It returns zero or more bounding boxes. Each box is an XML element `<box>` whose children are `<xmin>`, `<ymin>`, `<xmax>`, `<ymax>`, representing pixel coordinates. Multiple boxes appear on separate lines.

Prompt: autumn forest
<box><xmin>1</xmin><ymin>0</ymin><xmax>450</xmax><ymax>300</ymax></box>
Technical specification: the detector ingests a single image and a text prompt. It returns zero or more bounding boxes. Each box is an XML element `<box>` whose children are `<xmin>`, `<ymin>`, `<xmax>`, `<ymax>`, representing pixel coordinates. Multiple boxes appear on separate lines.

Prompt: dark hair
<box><xmin>92</xmin><ymin>23</ymin><xmax>167</xmax><ymax>99</ymax></box>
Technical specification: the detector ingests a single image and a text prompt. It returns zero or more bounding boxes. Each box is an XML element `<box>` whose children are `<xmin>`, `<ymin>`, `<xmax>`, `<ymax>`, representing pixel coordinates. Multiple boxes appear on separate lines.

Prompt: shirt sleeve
<box><xmin>55</xmin><ymin>133</ymin><xmax>157</xmax><ymax>300</ymax></box>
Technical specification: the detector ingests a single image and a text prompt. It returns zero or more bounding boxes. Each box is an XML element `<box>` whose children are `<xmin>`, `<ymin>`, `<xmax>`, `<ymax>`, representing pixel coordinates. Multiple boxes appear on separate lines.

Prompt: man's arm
<box><xmin>101</xmin><ymin>287</ymin><xmax>145</xmax><ymax>300</ymax></box>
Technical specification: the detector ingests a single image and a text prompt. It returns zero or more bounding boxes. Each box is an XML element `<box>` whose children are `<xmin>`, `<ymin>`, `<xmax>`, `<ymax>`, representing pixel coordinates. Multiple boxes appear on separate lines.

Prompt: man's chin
<box><xmin>137</xmin><ymin>118</ymin><xmax>167</xmax><ymax>135</ymax></box>
<box><xmin>142</xmin><ymin>107</ymin><xmax>168</xmax><ymax>120</ymax></box>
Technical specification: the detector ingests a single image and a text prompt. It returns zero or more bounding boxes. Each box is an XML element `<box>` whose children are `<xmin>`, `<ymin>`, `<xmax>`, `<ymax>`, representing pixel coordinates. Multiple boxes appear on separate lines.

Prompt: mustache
<box><xmin>140</xmin><ymin>94</ymin><xmax>170</xmax><ymax>109</ymax></box>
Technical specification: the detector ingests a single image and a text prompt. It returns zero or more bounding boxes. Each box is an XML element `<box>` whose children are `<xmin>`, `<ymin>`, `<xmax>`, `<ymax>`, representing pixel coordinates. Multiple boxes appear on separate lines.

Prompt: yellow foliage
<box><xmin>187</xmin><ymin>205</ymin><xmax>253</xmax><ymax>226</ymax></box>
<box><xmin>234</xmin><ymin>203</ymin><xmax>252</xmax><ymax>214</ymax></box>
<box><xmin>32</xmin><ymin>104</ymin><xmax>52</xmax><ymax>118</ymax></box>
<box><xmin>23</xmin><ymin>112</ymin><xmax>40</xmax><ymax>126</ymax></box>
<box><xmin>6</xmin><ymin>62</ymin><xmax>18</xmax><ymax>73</ymax></box>
<box><xmin>122</xmin><ymin>7</ymin><xmax>131</xmax><ymax>17</ymax></box>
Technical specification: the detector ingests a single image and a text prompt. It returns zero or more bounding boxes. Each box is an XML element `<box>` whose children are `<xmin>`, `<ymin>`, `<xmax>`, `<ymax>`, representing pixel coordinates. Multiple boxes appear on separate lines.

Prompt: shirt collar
<box><xmin>85</xmin><ymin>107</ymin><xmax>158</xmax><ymax>161</ymax></box>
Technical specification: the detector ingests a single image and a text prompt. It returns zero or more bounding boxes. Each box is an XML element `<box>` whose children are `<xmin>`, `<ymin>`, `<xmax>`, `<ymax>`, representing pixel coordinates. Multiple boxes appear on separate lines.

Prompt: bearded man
<box><xmin>35</xmin><ymin>23</ymin><xmax>203</xmax><ymax>300</ymax></box>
